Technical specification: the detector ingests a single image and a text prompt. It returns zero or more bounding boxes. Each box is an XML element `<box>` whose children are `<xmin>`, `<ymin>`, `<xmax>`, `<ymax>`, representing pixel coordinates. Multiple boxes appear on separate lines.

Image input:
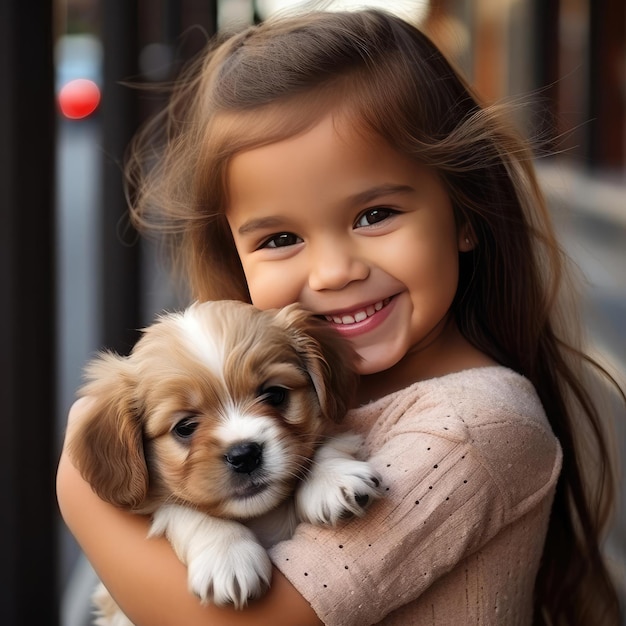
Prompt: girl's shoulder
<box><xmin>422</xmin><ymin>365</ymin><xmax>547</xmax><ymax>427</ymax></box>
<box><xmin>353</xmin><ymin>365</ymin><xmax>548</xmax><ymax>434</ymax></box>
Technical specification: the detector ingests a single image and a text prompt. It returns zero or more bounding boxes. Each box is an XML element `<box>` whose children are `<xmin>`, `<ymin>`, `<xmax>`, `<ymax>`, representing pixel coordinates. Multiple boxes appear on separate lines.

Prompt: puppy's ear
<box><xmin>68</xmin><ymin>352</ymin><xmax>149</xmax><ymax>510</ymax></box>
<box><xmin>274</xmin><ymin>304</ymin><xmax>360</xmax><ymax>422</ymax></box>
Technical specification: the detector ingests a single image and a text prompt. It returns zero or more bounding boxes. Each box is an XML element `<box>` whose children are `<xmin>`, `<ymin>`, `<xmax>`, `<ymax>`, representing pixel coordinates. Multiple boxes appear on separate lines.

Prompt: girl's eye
<box><xmin>355</xmin><ymin>208</ymin><xmax>396</xmax><ymax>228</ymax></box>
<box><xmin>260</xmin><ymin>233</ymin><xmax>302</xmax><ymax>249</ymax></box>
<box><xmin>172</xmin><ymin>416</ymin><xmax>199</xmax><ymax>440</ymax></box>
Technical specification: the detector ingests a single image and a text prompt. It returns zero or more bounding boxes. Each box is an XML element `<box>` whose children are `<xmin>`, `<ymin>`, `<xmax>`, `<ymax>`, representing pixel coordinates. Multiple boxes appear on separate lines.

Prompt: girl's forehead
<box><xmin>225</xmin><ymin>112</ymin><xmax>389</xmax><ymax>185</ymax></box>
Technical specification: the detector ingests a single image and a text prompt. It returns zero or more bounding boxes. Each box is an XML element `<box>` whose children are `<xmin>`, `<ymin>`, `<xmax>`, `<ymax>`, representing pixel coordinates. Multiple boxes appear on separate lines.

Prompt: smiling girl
<box><xmin>57</xmin><ymin>8</ymin><xmax>622</xmax><ymax>625</ymax></box>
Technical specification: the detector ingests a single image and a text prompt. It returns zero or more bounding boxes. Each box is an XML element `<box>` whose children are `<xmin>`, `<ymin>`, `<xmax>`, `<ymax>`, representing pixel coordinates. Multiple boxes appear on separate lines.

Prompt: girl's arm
<box><xmin>56</xmin><ymin>399</ymin><xmax>323</xmax><ymax>626</ymax></box>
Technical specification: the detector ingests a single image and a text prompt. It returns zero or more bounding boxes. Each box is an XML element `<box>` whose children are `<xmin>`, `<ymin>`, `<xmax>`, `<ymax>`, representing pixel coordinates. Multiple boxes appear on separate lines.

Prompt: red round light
<box><xmin>58</xmin><ymin>79</ymin><xmax>101</xmax><ymax>119</ymax></box>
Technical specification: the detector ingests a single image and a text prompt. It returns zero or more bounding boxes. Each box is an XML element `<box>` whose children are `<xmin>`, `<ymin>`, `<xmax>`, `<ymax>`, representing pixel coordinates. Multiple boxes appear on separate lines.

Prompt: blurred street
<box><xmin>542</xmin><ymin>164</ymin><xmax>626</xmax><ymax>366</ymax></box>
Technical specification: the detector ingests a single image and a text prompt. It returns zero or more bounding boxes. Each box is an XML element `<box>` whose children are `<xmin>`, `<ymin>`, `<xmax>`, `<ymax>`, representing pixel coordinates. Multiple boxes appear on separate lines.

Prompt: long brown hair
<box><xmin>126</xmin><ymin>9</ymin><xmax>622</xmax><ymax>624</ymax></box>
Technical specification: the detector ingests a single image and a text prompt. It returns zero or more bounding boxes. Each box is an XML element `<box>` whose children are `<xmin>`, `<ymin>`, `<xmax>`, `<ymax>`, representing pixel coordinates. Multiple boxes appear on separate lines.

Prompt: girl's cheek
<box><xmin>242</xmin><ymin>256</ymin><xmax>305</xmax><ymax>311</ymax></box>
<box><xmin>246</xmin><ymin>277</ymin><xmax>293</xmax><ymax>311</ymax></box>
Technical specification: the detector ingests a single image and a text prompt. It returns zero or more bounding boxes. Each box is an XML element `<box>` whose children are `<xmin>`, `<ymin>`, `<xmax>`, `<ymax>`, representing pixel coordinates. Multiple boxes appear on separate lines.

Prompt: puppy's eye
<box><xmin>260</xmin><ymin>386</ymin><xmax>289</xmax><ymax>407</ymax></box>
<box><xmin>172</xmin><ymin>416</ymin><xmax>198</xmax><ymax>440</ymax></box>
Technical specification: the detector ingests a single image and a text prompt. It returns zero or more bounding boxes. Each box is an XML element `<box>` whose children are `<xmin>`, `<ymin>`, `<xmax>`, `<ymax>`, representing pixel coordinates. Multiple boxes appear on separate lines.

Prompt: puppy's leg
<box><xmin>149</xmin><ymin>504</ymin><xmax>272</xmax><ymax>609</ymax></box>
<box><xmin>296</xmin><ymin>433</ymin><xmax>383</xmax><ymax>526</ymax></box>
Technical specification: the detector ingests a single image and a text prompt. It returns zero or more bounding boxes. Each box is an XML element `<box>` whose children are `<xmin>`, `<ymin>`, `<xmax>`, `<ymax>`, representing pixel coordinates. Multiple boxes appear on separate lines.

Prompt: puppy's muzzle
<box><xmin>225</xmin><ymin>442</ymin><xmax>263</xmax><ymax>474</ymax></box>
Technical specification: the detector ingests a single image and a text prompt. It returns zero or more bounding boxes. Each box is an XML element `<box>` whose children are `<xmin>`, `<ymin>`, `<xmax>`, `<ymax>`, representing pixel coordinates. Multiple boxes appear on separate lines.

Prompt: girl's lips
<box><xmin>322</xmin><ymin>297</ymin><xmax>395</xmax><ymax>338</ymax></box>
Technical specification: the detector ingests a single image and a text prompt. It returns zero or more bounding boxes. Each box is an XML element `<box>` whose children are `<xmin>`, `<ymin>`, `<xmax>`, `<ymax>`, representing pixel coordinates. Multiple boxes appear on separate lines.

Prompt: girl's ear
<box><xmin>68</xmin><ymin>352</ymin><xmax>149</xmax><ymax>510</ymax></box>
<box><xmin>274</xmin><ymin>304</ymin><xmax>360</xmax><ymax>422</ymax></box>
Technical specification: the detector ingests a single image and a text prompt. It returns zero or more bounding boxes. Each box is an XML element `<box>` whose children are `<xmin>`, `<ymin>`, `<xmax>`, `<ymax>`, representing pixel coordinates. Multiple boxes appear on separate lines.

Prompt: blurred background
<box><xmin>0</xmin><ymin>0</ymin><xmax>624</xmax><ymax>624</ymax></box>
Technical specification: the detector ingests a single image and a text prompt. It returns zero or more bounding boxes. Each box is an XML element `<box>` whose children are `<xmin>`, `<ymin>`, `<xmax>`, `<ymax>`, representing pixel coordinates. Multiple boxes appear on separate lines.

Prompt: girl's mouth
<box><xmin>323</xmin><ymin>298</ymin><xmax>392</xmax><ymax>326</ymax></box>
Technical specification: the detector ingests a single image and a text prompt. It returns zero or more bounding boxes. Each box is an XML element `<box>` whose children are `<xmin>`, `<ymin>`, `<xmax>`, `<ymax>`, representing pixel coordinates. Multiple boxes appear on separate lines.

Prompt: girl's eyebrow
<box><xmin>349</xmin><ymin>183</ymin><xmax>415</xmax><ymax>206</ymax></box>
<box><xmin>236</xmin><ymin>184</ymin><xmax>415</xmax><ymax>236</ymax></box>
<box><xmin>237</xmin><ymin>216</ymin><xmax>286</xmax><ymax>236</ymax></box>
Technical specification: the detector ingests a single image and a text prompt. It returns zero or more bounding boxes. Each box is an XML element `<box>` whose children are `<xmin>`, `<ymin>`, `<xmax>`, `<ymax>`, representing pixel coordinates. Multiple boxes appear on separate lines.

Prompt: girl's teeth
<box><xmin>325</xmin><ymin>299</ymin><xmax>389</xmax><ymax>325</ymax></box>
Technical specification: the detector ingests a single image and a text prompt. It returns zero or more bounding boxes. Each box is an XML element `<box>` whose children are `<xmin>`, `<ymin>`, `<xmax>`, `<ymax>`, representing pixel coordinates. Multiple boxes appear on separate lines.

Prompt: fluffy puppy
<box><xmin>69</xmin><ymin>300</ymin><xmax>383</xmax><ymax>625</ymax></box>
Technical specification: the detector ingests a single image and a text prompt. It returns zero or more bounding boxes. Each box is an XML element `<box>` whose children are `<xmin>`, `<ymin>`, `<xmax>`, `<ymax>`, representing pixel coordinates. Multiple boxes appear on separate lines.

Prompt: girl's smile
<box><xmin>322</xmin><ymin>296</ymin><xmax>393</xmax><ymax>333</ymax></box>
<box><xmin>226</xmin><ymin>113</ymin><xmax>474</xmax><ymax>384</ymax></box>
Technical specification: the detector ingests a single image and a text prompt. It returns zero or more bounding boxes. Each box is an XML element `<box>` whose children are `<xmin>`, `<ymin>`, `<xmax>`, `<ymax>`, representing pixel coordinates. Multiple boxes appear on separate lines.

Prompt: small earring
<box><xmin>465</xmin><ymin>237</ymin><xmax>470</xmax><ymax>245</ymax></box>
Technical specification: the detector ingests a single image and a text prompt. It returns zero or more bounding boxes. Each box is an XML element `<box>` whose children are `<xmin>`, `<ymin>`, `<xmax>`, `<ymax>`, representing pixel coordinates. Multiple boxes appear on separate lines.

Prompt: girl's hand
<box><xmin>57</xmin><ymin>399</ymin><xmax>323</xmax><ymax>626</ymax></box>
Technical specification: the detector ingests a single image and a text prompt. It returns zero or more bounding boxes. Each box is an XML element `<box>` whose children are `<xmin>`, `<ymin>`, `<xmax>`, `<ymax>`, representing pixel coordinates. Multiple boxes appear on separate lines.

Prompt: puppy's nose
<box><xmin>225</xmin><ymin>442</ymin><xmax>263</xmax><ymax>474</ymax></box>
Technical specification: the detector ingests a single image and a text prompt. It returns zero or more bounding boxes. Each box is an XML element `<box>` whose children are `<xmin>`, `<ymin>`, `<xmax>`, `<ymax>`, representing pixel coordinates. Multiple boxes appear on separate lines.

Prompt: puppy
<box><xmin>69</xmin><ymin>300</ymin><xmax>383</xmax><ymax>625</ymax></box>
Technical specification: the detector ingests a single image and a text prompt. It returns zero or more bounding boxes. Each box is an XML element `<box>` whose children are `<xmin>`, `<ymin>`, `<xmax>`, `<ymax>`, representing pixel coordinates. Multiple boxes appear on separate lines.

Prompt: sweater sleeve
<box><xmin>268</xmin><ymin>370</ymin><xmax>561</xmax><ymax>626</ymax></box>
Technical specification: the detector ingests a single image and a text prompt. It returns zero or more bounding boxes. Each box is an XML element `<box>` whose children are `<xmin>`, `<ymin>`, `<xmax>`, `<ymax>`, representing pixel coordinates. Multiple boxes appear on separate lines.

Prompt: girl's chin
<box><xmin>353</xmin><ymin>344</ymin><xmax>405</xmax><ymax>376</ymax></box>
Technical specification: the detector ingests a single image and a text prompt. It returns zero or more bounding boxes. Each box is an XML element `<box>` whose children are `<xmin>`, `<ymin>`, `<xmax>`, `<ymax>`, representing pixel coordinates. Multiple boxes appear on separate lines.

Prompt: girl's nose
<box><xmin>307</xmin><ymin>241</ymin><xmax>369</xmax><ymax>291</ymax></box>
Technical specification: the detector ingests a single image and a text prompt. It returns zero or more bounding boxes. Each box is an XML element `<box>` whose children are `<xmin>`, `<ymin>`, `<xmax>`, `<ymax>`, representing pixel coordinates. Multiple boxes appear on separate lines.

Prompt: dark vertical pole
<box><xmin>178</xmin><ymin>0</ymin><xmax>218</xmax><ymax>59</ymax></box>
<box><xmin>531</xmin><ymin>0</ymin><xmax>561</xmax><ymax>149</ymax></box>
<box><xmin>101</xmin><ymin>0</ymin><xmax>142</xmax><ymax>354</ymax></box>
<box><xmin>587</xmin><ymin>0</ymin><xmax>625</xmax><ymax>170</ymax></box>
<box><xmin>0</xmin><ymin>1</ymin><xmax>58</xmax><ymax>625</ymax></box>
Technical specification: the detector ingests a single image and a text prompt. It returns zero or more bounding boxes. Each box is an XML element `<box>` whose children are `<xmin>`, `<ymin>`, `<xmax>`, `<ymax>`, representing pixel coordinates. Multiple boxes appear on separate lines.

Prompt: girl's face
<box><xmin>226</xmin><ymin>114</ymin><xmax>470</xmax><ymax>381</ymax></box>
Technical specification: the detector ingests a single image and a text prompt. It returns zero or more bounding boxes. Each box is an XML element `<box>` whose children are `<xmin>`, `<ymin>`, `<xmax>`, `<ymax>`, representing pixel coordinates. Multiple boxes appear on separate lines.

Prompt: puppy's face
<box><xmin>70</xmin><ymin>301</ymin><xmax>358</xmax><ymax>520</ymax></box>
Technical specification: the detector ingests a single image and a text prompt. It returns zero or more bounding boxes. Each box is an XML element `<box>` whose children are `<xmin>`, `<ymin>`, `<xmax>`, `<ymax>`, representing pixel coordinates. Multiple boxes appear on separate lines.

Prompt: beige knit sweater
<box><xmin>269</xmin><ymin>366</ymin><xmax>562</xmax><ymax>625</ymax></box>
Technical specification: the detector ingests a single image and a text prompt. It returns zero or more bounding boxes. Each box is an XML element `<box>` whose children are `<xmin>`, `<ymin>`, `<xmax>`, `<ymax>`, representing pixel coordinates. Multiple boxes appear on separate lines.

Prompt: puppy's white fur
<box><xmin>69</xmin><ymin>301</ymin><xmax>383</xmax><ymax>625</ymax></box>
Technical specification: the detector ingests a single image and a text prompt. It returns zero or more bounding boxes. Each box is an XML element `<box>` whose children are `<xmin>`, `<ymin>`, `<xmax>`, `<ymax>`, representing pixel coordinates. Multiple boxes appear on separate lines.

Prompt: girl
<box><xmin>57</xmin><ymin>8</ymin><xmax>622</xmax><ymax>625</ymax></box>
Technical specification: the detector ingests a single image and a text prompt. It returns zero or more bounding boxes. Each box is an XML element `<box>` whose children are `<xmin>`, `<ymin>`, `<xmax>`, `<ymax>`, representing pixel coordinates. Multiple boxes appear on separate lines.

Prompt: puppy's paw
<box><xmin>187</xmin><ymin>532</ymin><xmax>272</xmax><ymax>609</ymax></box>
<box><xmin>296</xmin><ymin>434</ymin><xmax>383</xmax><ymax>526</ymax></box>
<box><xmin>149</xmin><ymin>505</ymin><xmax>272</xmax><ymax>610</ymax></box>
